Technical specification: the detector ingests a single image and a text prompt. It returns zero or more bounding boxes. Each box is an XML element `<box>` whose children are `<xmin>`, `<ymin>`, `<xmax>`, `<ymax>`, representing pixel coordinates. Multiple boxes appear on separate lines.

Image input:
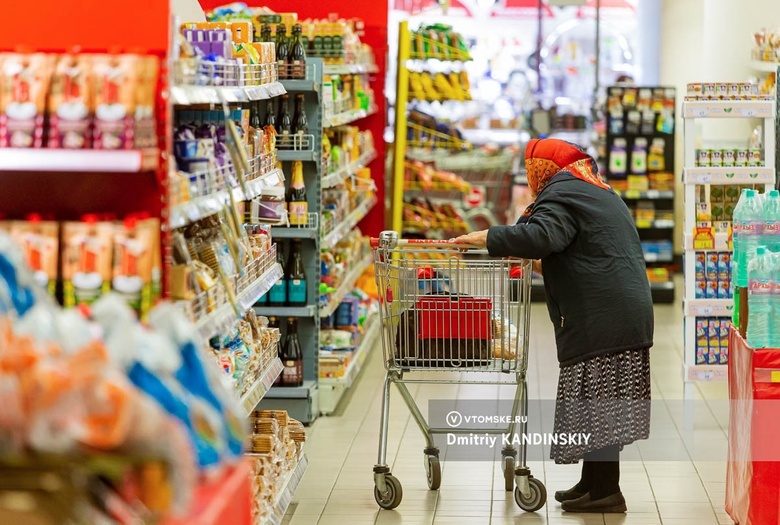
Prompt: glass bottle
<box><xmin>286</xmin><ymin>239</ymin><xmax>307</xmax><ymax>306</ymax></box>
<box><xmin>287</xmin><ymin>161</ymin><xmax>308</xmax><ymax>226</ymax></box>
<box><xmin>263</xmin><ymin>99</ymin><xmax>276</xmax><ymax>129</ymax></box>
<box><xmin>276</xmin><ymin>94</ymin><xmax>292</xmax><ymax>148</ymax></box>
<box><xmin>292</xmin><ymin>94</ymin><xmax>308</xmax><ymax>137</ymax></box>
<box><xmin>281</xmin><ymin>317</ymin><xmax>303</xmax><ymax>387</ymax></box>
<box><xmin>260</xmin><ymin>23</ymin><xmax>272</xmax><ymax>43</ymax></box>
<box><xmin>268</xmin><ymin>242</ymin><xmax>287</xmax><ymax>306</ymax></box>
<box><xmin>275</xmin><ymin>24</ymin><xmax>289</xmax><ymax>79</ymax></box>
<box><xmin>289</xmin><ymin>24</ymin><xmax>306</xmax><ymax>79</ymax></box>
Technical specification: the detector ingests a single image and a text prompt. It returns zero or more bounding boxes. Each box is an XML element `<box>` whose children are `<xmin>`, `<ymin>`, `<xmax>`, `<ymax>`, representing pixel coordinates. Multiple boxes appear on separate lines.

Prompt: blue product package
<box><xmin>718</xmin><ymin>252</ymin><xmax>731</xmax><ymax>282</ymax></box>
<box><xmin>335</xmin><ymin>296</ymin><xmax>359</xmax><ymax>328</ymax></box>
<box><xmin>717</xmin><ymin>280</ymin><xmax>730</xmax><ymax>299</ymax></box>
<box><xmin>705</xmin><ymin>253</ymin><xmax>718</xmax><ymax>281</ymax></box>
<box><xmin>705</xmin><ymin>280</ymin><xmax>718</xmax><ymax>298</ymax></box>
<box><xmin>696</xmin><ymin>318</ymin><xmax>707</xmax><ymax>364</ymax></box>
<box><xmin>694</xmin><ymin>252</ymin><xmax>706</xmax><ymax>280</ymax></box>
<box><xmin>695</xmin><ymin>278</ymin><xmax>706</xmax><ymax>299</ymax></box>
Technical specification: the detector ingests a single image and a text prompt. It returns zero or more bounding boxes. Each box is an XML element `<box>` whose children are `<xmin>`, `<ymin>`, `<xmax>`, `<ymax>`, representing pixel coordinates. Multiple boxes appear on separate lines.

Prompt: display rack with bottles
<box><xmin>681</xmin><ymin>74</ymin><xmax>778</xmax><ymax>386</ymax></box>
<box><xmin>253</xmin><ymin>57</ymin><xmax>379</xmax><ymax>422</ymax></box>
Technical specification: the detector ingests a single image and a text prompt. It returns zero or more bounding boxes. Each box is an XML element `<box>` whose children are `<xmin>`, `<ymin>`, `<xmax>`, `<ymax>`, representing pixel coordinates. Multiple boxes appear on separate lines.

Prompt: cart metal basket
<box><xmin>369</xmin><ymin>231</ymin><xmax>546</xmax><ymax>513</ymax></box>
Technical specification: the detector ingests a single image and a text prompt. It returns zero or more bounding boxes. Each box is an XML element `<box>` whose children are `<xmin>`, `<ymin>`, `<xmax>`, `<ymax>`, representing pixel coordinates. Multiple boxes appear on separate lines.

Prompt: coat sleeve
<box><xmin>486</xmin><ymin>199</ymin><xmax>577</xmax><ymax>259</ymax></box>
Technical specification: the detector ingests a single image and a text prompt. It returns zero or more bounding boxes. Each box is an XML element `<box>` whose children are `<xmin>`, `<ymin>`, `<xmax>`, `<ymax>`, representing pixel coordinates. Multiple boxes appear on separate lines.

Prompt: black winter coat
<box><xmin>487</xmin><ymin>172</ymin><xmax>654</xmax><ymax>367</ymax></box>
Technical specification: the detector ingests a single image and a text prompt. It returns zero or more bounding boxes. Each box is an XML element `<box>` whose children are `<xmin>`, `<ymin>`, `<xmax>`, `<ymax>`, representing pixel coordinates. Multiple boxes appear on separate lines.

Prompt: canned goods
<box><xmin>711</xmin><ymin>149</ymin><xmax>723</xmax><ymax>167</ymax></box>
<box><xmin>749</xmin><ymin>149</ymin><xmax>762</xmax><ymax>167</ymax></box>
<box><xmin>696</xmin><ymin>149</ymin><xmax>711</xmax><ymax>167</ymax></box>
<box><xmin>735</xmin><ymin>149</ymin><xmax>748</xmax><ymax>167</ymax></box>
<box><xmin>722</xmin><ymin>149</ymin><xmax>736</xmax><ymax>167</ymax></box>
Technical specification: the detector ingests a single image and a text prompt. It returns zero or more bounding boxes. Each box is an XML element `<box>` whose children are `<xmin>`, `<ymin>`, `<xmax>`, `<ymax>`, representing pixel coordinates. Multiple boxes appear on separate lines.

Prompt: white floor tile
<box><xmin>282</xmin><ymin>303</ymin><xmax>734</xmax><ymax>524</ymax></box>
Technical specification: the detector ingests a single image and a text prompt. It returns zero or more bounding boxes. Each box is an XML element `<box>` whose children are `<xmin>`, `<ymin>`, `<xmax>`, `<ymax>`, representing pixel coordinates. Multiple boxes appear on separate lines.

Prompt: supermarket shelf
<box><xmin>277</xmin><ymin>149</ymin><xmax>319</xmax><ymax>162</ymax></box>
<box><xmin>254</xmin><ymin>305</ymin><xmax>318</xmax><ymax>318</ymax></box>
<box><xmin>266</xmin><ymin>380</ymin><xmax>318</xmax><ymax>399</ymax></box>
<box><xmin>163</xmin><ymin>462</ymin><xmax>252</xmax><ymax>525</ymax></box>
<box><xmin>323</xmin><ymin>63</ymin><xmax>379</xmax><ymax>75</ymax></box>
<box><xmin>322</xmin><ymin>148</ymin><xmax>377</xmax><ymax>189</ymax></box>
<box><xmin>684</xmin><ymin>232</ymin><xmax>731</xmax><ymax>252</ymax></box>
<box><xmin>170</xmin><ymin>168</ymin><xmax>285</xmax><ymax>229</ymax></box>
<box><xmin>324</xmin><ymin>104</ymin><xmax>378</xmax><ymax>128</ymax></box>
<box><xmin>615</xmin><ymin>189</ymin><xmax>675</xmax><ymax>200</ymax></box>
<box><xmin>635</xmin><ymin>219</ymin><xmax>675</xmax><ymax>230</ymax></box>
<box><xmin>259</xmin><ymin>453</ymin><xmax>309</xmax><ymax>525</ymax></box>
<box><xmin>272</xmin><ymin>226</ymin><xmax>319</xmax><ymax>239</ymax></box>
<box><xmin>750</xmin><ymin>60</ymin><xmax>780</xmax><ymax>73</ymax></box>
<box><xmin>320</xmin><ymin>254</ymin><xmax>373</xmax><ymax>318</ymax></box>
<box><xmin>684</xmin><ymin>298</ymin><xmax>733</xmax><ymax>317</ymax></box>
<box><xmin>644</xmin><ymin>253</ymin><xmax>674</xmax><ymax>263</ymax></box>
<box><xmin>683</xmin><ymin>166</ymin><xmax>775</xmax><ymax>185</ymax></box>
<box><xmin>321</xmin><ymin>195</ymin><xmax>377</xmax><ymax>249</ymax></box>
<box><xmin>195</xmin><ymin>263</ymin><xmax>284</xmax><ymax>340</ymax></box>
<box><xmin>682</xmin><ymin>99</ymin><xmax>776</xmax><ymax>119</ymax></box>
<box><xmin>0</xmin><ymin>148</ymin><xmax>159</xmax><ymax>173</ymax></box>
<box><xmin>650</xmin><ymin>281</ymin><xmax>675</xmax><ymax>290</ymax></box>
<box><xmin>240</xmin><ymin>357</ymin><xmax>283</xmax><ymax>415</ymax></box>
<box><xmin>170</xmin><ymin>81</ymin><xmax>286</xmax><ymax>105</ymax></box>
<box><xmin>684</xmin><ymin>363</ymin><xmax>728</xmax><ymax>382</ymax></box>
<box><xmin>280</xmin><ymin>78</ymin><xmax>319</xmax><ymax>93</ymax></box>
<box><xmin>319</xmin><ymin>315</ymin><xmax>380</xmax><ymax>415</ymax></box>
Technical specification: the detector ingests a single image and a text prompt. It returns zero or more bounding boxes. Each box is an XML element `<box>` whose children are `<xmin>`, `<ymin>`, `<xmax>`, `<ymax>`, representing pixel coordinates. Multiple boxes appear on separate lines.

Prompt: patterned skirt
<box><xmin>550</xmin><ymin>348</ymin><xmax>651</xmax><ymax>464</ymax></box>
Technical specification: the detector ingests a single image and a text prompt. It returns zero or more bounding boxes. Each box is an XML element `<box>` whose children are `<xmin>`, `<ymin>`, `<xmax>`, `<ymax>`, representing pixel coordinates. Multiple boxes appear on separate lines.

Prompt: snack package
<box><xmin>47</xmin><ymin>54</ymin><xmax>92</xmax><ymax>149</ymax></box>
<box><xmin>62</xmin><ymin>218</ymin><xmax>114</xmax><ymax>307</ymax></box>
<box><xmin>111</xmin><ymin>217</ymin><xmax>154</xmax><ymax>319</ymax></box>
<box><xmin>0</xmin><ymin>53</ymin><xmax>55</xmax><ymax>148</ymax></box>
<box><xmin>92</xmin><ymin>54</ymin><xmax>140</xmax><ymax>149</ymax></box>
<box><xmin>134</xmin><ymin>56</ymin><xmax>160</xmax><ymax>149</ymax></box>
<box><xmin>8</xmin><ymin>219</ymin><xmax>59</xmax><ymax>296</ymax></box>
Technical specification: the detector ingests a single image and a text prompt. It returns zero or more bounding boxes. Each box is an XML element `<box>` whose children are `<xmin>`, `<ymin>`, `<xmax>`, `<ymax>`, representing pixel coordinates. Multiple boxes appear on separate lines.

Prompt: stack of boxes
<box><xmin>694</xmin><ymin>251</ymin><xmax>732</xmax><ymax>299</ymax></box>
<box><xmin>696</xmin><ymin>317</ymin><xmax>730</xmax><ymax>365</ymax></box>
<box><xmin>685</xmin><ymin>81</ymin><xmax>768</xmax><ymax>101</ymax></box>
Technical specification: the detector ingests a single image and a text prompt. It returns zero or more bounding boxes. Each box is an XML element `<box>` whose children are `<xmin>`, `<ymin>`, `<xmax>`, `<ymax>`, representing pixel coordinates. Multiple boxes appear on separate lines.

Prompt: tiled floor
<box><xmin>283</xmin><ymin>301</ymin><xmax>735</xmax><ymax>525</ymax></box>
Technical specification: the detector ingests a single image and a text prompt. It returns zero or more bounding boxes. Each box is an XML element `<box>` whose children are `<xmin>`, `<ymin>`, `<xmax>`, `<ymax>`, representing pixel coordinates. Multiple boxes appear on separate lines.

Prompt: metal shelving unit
<box><xmin>258</xmin><ymin>58</ymin><xmax>379</xmax><ymax>422</ymax></box>
<box><xmin>682</xmin><ymin>93</ymin><xmax>778</xmax><ymax>386</ymax></box>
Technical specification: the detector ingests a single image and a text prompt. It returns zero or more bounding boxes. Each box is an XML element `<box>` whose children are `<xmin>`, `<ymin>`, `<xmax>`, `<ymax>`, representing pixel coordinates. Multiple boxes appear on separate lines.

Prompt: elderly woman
<box><xmin>455</xmin><ymin>138</ymin><xmax>653</xmax><ymax>514</ymax></box>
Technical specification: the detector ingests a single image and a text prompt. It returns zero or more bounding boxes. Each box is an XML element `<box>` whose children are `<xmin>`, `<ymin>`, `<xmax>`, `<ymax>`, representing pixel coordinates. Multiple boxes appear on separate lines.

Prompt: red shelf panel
<box><xmin>164</xmin><ymin>462</ymin><xmax>252</xmax><ymax>525</ymax></box>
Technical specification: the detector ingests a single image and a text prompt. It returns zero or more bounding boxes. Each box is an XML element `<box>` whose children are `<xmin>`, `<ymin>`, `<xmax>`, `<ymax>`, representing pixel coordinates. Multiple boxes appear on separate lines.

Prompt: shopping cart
<box><xmin>369</xmin><ymin>231</ymin><xmax>545</xmax><ymax>513</ymax></box>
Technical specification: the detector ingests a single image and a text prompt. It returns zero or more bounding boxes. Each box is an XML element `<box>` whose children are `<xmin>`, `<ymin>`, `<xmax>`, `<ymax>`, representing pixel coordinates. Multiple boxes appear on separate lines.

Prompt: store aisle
<box><xmin>283</xmin><ymin>302</ymin><xmax>734</xmax><ymax>525</ymax></box>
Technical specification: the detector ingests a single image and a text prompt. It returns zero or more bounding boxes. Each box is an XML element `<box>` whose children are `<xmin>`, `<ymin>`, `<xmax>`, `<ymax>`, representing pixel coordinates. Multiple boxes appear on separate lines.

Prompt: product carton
<box><xmin>8</xmin><ymin>220</ymin><xmax>59</xmax><ymax>295</ymax></box>
<box><xmin>62</xmin><ymin>219</ymin><xmax>114</xmax><ymax>306</ymax></box>
<box><xmin>695</xmin><ymin>278</ymin><xmax>707</xmax><ymax>299</ymax></box>
<box><xmin>694</xmin><ymin>252</ymin><xmax>706</xmax><ymax>280</ymax></box>
<box><xmin>718</xmin><ymin>252</ymin><xmax>731</xmax><ymax>281</ymax></box>
<box><xmin>0</xmin><ymin>53</ymin><xmax>55</xmax><ymax>148</ymax></box>
<box><xmin>696</xmin><ymin>318</ymin><xmax>708</xmax><ymax>364</ymax></box>
<box><xmin>705</xmin><ymin>280</ymin><xmax>719</xmax><ymax>299</ymax></box>
<box><xmin>705</xmin><ymin>253</ymin><xmax>718</xmax><ymax>281</ymax></box>
<box><xmin>47</xmin><ymin>55</ymin><xmax>92</xmax><ymax>148</ymax></box>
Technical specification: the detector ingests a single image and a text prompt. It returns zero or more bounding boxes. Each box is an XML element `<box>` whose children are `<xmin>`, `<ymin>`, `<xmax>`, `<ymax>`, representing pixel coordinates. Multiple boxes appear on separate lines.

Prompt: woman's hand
<box><xmin>453</xmin><ymin>230</ymin><xmax>488</xmax><ymax>249</ymax></box>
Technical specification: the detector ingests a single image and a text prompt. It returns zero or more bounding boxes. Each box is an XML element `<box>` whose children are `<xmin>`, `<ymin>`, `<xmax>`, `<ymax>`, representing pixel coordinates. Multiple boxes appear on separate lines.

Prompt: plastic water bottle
<box><xmin>763</xmin><ymin>190</ymin><xmax>780</xmax><ymax>253</ymax></box>
<box><xmin>747</xmin><ymin>246</ymin><xmax>772</xmax><ymax>348</ymax></box>
<box><xmin>735</xmin><ymin>190</ymin><xmax>763</xmax><ymax>288</ymax></box>
<box><xmin>732</xmin><ymin>189</ymin><xmax>749</xmax><ymax>326</ymax></box>
<box><xmin>771</xmin><ymin>252</ymin><xmax>780</xmax><ymax>348</ymax></box>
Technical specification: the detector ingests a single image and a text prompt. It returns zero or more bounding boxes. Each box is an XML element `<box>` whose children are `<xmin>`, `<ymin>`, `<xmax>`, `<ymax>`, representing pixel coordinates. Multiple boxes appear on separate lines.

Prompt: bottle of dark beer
<box><xmin>281</xmin><ymin>317</ymin><xmax>303</xmax><ymax>387</ymax></box>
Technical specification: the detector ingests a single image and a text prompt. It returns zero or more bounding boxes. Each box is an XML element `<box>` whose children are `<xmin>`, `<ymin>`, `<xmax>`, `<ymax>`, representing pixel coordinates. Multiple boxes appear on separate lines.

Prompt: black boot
<box><xmin>554</xmin><ymin>460</ymin><xmax>593</xmax><ymax>503</ymax></box>
<box><xmin>563</xmin><ymin>446</ymin><xmax>624</xmax><ymax>513</ymax></box>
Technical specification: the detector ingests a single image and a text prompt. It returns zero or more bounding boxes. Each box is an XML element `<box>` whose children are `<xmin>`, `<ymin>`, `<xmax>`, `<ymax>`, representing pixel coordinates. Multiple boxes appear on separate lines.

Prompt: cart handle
<box><xmin>370</xmin><ymin>231</ymin><xmax>482</xmax><ymax>250</ymax></box>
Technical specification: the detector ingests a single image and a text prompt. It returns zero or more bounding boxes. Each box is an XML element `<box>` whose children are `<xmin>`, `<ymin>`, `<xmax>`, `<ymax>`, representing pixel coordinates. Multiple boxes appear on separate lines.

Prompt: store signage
<box><xmin>464</xmin><ymin>186</ymin><xmax>485</xmax><ymax>208</ymax></box>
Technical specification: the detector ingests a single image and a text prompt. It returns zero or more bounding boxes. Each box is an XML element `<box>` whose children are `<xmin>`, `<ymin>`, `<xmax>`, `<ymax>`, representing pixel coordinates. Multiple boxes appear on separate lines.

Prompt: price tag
<box><xmin>771</xmin><ymin>371</ymin><xmax>780</xmax><ymax>383</ymax></box>
<box><xmin>645</xmin><ymin>253</ymin><xmax>658</xmax><ymax>262</ymax></box>
<box><xmin>699</xmin><ymin>306</ymin><xmax>713</xmax><ymax>315</ymax></box>
<box><xmin>647</xmin><ymin>190</ymin><xmax>660</xmax><ymax>199</ymax></box>
<box><xmin>693</xmin><ymin>108</ymin><xmax>709</xmax><ymax>118</ymax></box>
<box><xmin>741</xmin><ymin>107</ymin><xmax>757</xmax><ymax>117</ymax></box>
<box><xmin>702</xmin><ymin>372</ymin><xmax>714</xmax><ymax>381</ymax></box>
<box><xmin>636</xmin><ymin>219</ymin><xmax>651</xmax><ymax>229</ymax></box>
<box><xmin>625</xmin><ymin>190</ymin><xmax>641</xmax><ymax>199</ymax></box>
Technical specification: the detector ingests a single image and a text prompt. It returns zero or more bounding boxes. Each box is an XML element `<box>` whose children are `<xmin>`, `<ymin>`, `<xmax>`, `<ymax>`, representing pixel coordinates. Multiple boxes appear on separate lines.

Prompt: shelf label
<box><xmin>771</xmin><ymin>371</ymin><xmax>780</xmax><ymax>383</ymax></box>
<box><xmin>636</xmin><ymin>219</ymin><xmax>652</xmax><ymax>229</ymax></box>
<box><xmin>625</xmin><ymin>190</ymin><xmax>640</xmax><ymax>199</ymax></box>
<box><xmin>692</xmin><ymin>108</ymin><xmax>709</xmax><ymax>118</ymax></box>
<box><xmin>741</xmin><ymin>107</ymin><xmax>757</xmax><ymax>117</ymax></box>
<box><xmin>646</xmin><ymin>190</ymin><xmax>660</xmax><ymax>199</ymax></box>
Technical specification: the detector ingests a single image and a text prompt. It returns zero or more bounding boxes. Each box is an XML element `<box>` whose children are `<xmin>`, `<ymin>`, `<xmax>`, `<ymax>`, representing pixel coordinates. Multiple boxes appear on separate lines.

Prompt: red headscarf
<box><xmin>521</xmin><ymin>138</ymin><xmax>610</xmax><ymax>218</ymax></box>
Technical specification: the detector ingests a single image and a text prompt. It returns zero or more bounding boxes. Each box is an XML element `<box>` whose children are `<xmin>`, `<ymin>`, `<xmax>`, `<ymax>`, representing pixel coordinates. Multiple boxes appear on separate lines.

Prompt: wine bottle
<box><xmin>292</xmin><ymin>94</ymin><xmax>308</xmax><ymax>137</ymax></box>
<box><xmin>286</xmin><ymin>239</ymin><xmax>307</xmax><ymax>306</ymax></box>
<box><xmin>269</xmin><ymin>316</ymin><xmax>283</xmax><ymax>386</ymax></box>
<box><xmin>276</xmin><ymin>94</ymin><xmax>292</xmax><ymax>148</ymax></box>
<box><xmin>268</xmin><ymin>242</ymin><xmax>287</xmax><ymax>306</ymax></box>
<box><xmin>263</xmin><ymin>99</ymin><xmax>276</xmax><ymax>129</ymax></box>
<box><xmin>289</xmin><ymin>23</ymin><xmax>306</xmax><ymax>79</ymax></box>
<box><xmin>287</xmin><ymin>161</ymin><xmax>308</xmax><ymax>226</ymax></box>
<box><xmin>281</xmin><ymin>317</ymin><xmax>303</xmax><ymax>387</ymax></box>
<box><xmin>260</xmin><ymin>23</ymin><xmax>272</xmax><ymax>43</ymax></box>
<box><xmin>276</xmin><ymin>24</ymin><xmax>289</xmax><ymax>79</ymax></box>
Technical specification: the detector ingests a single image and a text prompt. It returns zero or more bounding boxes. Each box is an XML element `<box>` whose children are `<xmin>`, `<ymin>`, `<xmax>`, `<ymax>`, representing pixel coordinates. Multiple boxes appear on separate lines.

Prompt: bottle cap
<box><xmin>758</xmin><ymin>246</ymin><xmax>767</xmax><ymax>255</ymax></box>
<box><xmin>770</xmin><ymin>190</ymin><xmax>779</xmax><ymax>197</ymax></box>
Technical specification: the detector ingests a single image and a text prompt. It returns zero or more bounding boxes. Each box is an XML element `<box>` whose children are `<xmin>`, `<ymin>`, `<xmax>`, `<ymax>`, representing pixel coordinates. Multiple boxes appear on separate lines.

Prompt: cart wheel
<box><xmin>514</xmin><ymin>477</ymin><xmax>546</xmax><ymax>512</ymax></box>
<box><xmin>424</xmin><ymin>455</ymin><xmax>441</xmax><ymax>490</ymax></box>
<box><xmin>503</xmin><ymin>456</ymin><xmax>514</xmax><ymax>492</ymax></box>
<box><xmin>374</xmin><ymin>474</ymin><xmax>403</xmax><ymax>510</ymax></box>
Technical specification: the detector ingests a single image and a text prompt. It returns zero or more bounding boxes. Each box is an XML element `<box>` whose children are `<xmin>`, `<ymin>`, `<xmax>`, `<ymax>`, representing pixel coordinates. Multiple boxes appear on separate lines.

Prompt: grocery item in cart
<box><xmin>394</xmin><ymin>294</ymin><xmax>493</xmax><ymax>367</ymax></box>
